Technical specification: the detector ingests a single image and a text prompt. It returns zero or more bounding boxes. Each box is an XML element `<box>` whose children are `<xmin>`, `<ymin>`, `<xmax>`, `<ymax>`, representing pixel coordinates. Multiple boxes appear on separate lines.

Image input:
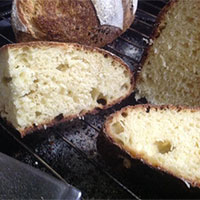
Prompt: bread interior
<box><xmin>0</xmin><ymin>43</ymin><xmax>132</xmax><ymax>132</ymax></box>
<box><xmin>136</xmin><ymin>0</ymin><xmax>200</xmax><ymax>106</ymax></box>
<box><xmin>106</xmin><ymin>106</ymin><xmax>200</xmax><ymax>185</ymax></box>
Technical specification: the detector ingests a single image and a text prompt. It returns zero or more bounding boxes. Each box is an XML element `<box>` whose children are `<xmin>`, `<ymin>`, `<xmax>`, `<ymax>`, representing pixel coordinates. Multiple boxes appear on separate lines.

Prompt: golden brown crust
<box><xmin>104</xmin><ymin>104</ymin><xmax>200</xmax><ymax>188</ymax></box>
<box><xmin>12</xmin><ymin>0</ymin><xmax>136</xmax><ymax>47</ymax></box>
<box><xmin>1</xmin><ymin>41</ymin><xmax>134</xmax><ymax>137</ymax></box>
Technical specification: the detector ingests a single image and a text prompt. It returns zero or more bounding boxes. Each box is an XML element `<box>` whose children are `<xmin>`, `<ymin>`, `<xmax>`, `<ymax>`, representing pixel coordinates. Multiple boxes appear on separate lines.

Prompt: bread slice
<box><xmin>0</xmin><ymin>42</ymin><xmax>133</xmax><ymax>136</ymax></box>
<box><xmin>11</xmin><ymin>0</ymin><xmax>137</xmax><ymax>47</ymax></box>
<box><xmin>135</xmin><ymin>0</ymin><xmax>200</xmax><ymax>107</ymax></box>
<box><xmin>104</xmin><ymin>105</ymin><xmax>200</xmax><ymax>188</ymax></box>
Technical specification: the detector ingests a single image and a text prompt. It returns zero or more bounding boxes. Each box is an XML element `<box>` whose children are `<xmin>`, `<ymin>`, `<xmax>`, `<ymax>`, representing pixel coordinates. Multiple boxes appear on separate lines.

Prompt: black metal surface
<box><xmin>0</xmin><ymin>0</ymin><xmax>200</xmax><ymax>199</ymax></box>
<box><xmin>0</xmin><ymin>152</ymin><xmax>81</xmax><ymax>200</ymax></box>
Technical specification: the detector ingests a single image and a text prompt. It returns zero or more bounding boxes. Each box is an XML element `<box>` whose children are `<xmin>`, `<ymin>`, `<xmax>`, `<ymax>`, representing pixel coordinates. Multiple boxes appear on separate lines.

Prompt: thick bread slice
<box><xmin>11</xmin><ymin>0</ymin><xmax>137</xmax><ymax>47</ymax></box>
<box><xmin>0</xmin><ymin>42</ymin><xmax>133</xmax><ymax>136</ymax></box>
<box><xmin>104</xmin><ymin>105</ymin><xmax>200</xmax><ymax>188</ymax></box>
<box><xmin>135</xmin><ymin>0</ymin><xmax>200</xmax><ymax>107</ymax></box>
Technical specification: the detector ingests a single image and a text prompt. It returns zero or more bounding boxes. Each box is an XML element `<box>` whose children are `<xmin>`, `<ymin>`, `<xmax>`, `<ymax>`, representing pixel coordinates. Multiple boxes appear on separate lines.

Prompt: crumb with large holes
<box><xmin>0</xmin><ymin>41</ymin><xmax>133</xmax><ymax>137</ymax></box>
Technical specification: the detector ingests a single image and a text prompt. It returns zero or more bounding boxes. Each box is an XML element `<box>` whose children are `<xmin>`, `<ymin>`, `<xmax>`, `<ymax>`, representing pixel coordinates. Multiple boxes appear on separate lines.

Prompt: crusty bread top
<box><xmin>11</xmin><ymin>0</ymin><xmax>137</xmax><ymax>47</ymax></box>
<box><xmin>104</xmin><ymin>104</ymin><xmax>200</xmax><ymax>188</ymax></box>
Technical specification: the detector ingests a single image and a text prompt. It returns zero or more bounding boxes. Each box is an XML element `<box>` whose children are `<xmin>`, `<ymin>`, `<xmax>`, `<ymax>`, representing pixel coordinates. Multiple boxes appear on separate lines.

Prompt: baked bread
<box><xmin>0</xmin><ymin>41</ymin><xmax>133</xmax><ymax>137</ymax></box>
<box><xmin>104</xmin><ymin>104</ymin><xmax>200</xmax><ymax>188</ymax></box>
<box><xmin>11</xmin><ymin>0</ymin><xmax>138</xmax><ymax>47</ymax></box>
<box><xmin>135</xmin><ymin>0</ymin><xmax>200</xmax><ymax>107</ymax></box>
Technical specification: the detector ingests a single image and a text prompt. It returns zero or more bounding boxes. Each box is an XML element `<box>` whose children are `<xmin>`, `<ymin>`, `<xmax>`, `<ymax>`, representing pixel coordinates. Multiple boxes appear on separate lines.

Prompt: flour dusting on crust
<box><xmin>11</xmin><ymin>0</ymin><xmax>27</xmax><ymax>33</ymax></box>
<box><xmin>91</xmin><ymin>0</ymin><xmax>124</xmax><ymax>29</ymax></box>
<box><xmin>132</xmin><ymin>0</ymin><xmax>138</xmax><ymax>14</ymax></box>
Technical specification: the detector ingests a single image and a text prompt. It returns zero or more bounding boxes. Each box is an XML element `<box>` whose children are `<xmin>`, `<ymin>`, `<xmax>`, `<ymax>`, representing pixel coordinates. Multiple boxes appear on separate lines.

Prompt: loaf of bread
<box><xmin>11</xmin><ymin>0</ymin><xmax>138</xmax><ymax>47</ymax></box>
<box><xmin>104</xmin><ymin>104</ymin><xmax>200</xmax><ymax>188</ymax></box>
<box><xmin>135</xmin><ymin>0</ymin><xmax>200</xmax><ymax>107</ymax></box>
<box><xmin>0</xmin><ymin>41</ymin><xmax>133</xmax><ymax>137</ymax></box>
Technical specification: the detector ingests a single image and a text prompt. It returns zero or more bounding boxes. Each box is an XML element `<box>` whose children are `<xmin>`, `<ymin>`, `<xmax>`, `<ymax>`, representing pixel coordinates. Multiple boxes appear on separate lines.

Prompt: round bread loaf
<box><xmin>11</xmin><ymin>0</ymin><xmax>138</xmax><ymax>47</ymax></box>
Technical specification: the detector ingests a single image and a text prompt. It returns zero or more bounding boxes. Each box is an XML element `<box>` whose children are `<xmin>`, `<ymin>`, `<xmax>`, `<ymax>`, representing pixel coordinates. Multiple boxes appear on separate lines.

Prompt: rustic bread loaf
<box><xmin>11</xmin><ymin>0</ymin><xmax>138</xmax><ymax>47</ymax></box>
<box><xmin>104</xmin><ymin>104</ymin><xmax>200</xmax><ymax>188</ymax></box>
<box><xmin>0</xmin><ymin>41</ymin><xmax>133</xmax><ymax>137</ymax></box>
<box><xmin>135</xmin><ymin>0</ymin><xmax>200</xmax><ymax>107</ymax></box>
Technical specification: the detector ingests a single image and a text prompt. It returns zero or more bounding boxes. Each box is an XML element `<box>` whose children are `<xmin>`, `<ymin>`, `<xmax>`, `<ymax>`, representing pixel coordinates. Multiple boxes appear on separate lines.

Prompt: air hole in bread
<box><xmin>121</xmin><ymin>83</ymin><xmax>129</xmax><ymax>91</ymax></box>
<box><xmin>104</xmin><ymin>54</ymin><xmax>108</xmax><ymax>58</ymax></box>
<box><xmin>90</xmin><ymin>88</ymin><xmax>99</xmax><ymax>100</ymax></box>
<box><xmin>2</xmin><ymin>77</ymin><xmax>12</xmax><ymax>86</ymax></box>
<box><xmin>35</xmin><ymin>111</ymin><xmax>41</xmax><ymax>117</ymax></box>
<box><xmin>186</xmin><ymin>83</ymin><xmax>193</xmax><ymax>89</ymax></box>
<box><xmin>186</xmin><ymin>16</ymin><xmax>194</xmax><ymax>23</ymax></box>
<box><xmin>22</xmin><ymin>57</ymin><xmax>28</xmax><ymax>63</ymax></box>
<box><xmin>192</xmin><ymin>50</ymin><xmax>198</xmax><ymax>57</ymax></box>
<box><xmin>121</xmin><ymin>112</ymin><xmax>128</xmax><ymax>118</ymax></box>
<box><xmin>124</xmin><ymin>70</ymin><xmax>129</xmax><ymax>78</ymax></box>
<box><xmin>60</xmin><ymin>87</ymin><xmax>65</xmax><ymax>95</ymax></box>
<box><xmin>146</xmin><ymin>106</ymin><xmax>150</xmax><ymax>113</ymax></box>
<box><xmin>68</xmin><ymin>90</ymin><xmax>72</xmax><ymax>97</ymax></box>
<box><xmin>155</xmin><ymin>140</ymin><xmax>173</xmax><ymax>154</ymax></box>
<box><xmin>56</xmin><ymin>64</ymin><xmax>69</xmax><ymax>72</ymax></box>
<box><xmin>111</xmin><ymin>122</ymin><xmax>124</xmax><ymax>134</ymax></box>
<box><xmin>73</xmin><ymin>95</ymin><xmax>79</xmax><ymax>103</ymax></box>
<box><xmin>34</xmin><ymin>79</ymin><xmax>39</xmax><ymax>83</ymax></box>
<box><xmin>97</xmin><ymin>98</ymin><xmax>107</xmax><ymax>105</ymax></box>
<box><xmin>195</xmin><ymin>142</ymin><xmax>199</xmax><ymax>148</ymax></box>
<box><xmin>95</xmin><ymin>92</ymin><xmax>107</xmax><ymax>105</ymax></box>
<box><xmin>54</xmin><ymin>113</ymin><xmax>64</xmax><ymax>121</ymax></box>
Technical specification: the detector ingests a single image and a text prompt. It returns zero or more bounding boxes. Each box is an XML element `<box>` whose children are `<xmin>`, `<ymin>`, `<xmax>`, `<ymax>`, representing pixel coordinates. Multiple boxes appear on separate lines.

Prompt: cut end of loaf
<box><xmin>104</xmin><ymin>105</ymin><xmax>200</xmax><ymax>188</ymax></box>
<box><xmin>0</xmin><ymin>42</ymin><xmax>133</xmax><ymax>136</ymax></box>
<box><xmin>136</xmin><ymin>0</ymin><xmax>200</xmax><ymax>107</ymax></box>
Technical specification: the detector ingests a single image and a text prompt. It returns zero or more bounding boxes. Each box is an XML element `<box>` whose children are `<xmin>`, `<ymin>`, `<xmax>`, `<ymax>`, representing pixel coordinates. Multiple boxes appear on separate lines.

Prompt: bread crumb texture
<box><xmin>0</xmin><ymin>42</ymin><xmax>132</xmax><ymax>133</ymax></box>
<box><xmin>136</xmin><ymin>0</ymin><xmax>200</xmax><ymax>107</ymax></box>
<box><xmin>106</xmin><ymin>105</ymin><xmax>200</xmax><ymax>186</ymax></box>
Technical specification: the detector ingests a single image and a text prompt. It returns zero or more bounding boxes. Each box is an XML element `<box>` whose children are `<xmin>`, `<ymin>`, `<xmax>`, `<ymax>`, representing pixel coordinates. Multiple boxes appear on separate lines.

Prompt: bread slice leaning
<box><xmin>135</xmin><ymin>0</ymin><xmax>200</xmax><ymax>107</ymax></box>
<box><xmin>104</xmin><ymin>105</ymin><xmax>200</xmax><ymax>188</ymax></box>
<box><xmin>0</xmin><ymin>42</ymin><xmax>133</xmax><ymax>137</ymax></box>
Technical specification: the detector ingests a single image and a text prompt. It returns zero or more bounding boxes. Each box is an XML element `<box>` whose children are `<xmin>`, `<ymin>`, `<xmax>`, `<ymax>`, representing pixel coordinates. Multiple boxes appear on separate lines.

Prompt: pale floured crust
<box><xmin>11</xmin><ymin>0</ymin><xmax>137</xmax><ymax>47</ymax></box>
<box><xmin>91</xmin><ymin>0</ymin><xmax>138</xmax><ymax>29</ymax></box>
<box><xmin>91</xmin><ymin>0</ymin><xmax>124</xmax><ymax>29</ymax></box>
<box><xmin>11</xmin><ymin>0</ymin><xmax>27</xmax><ymax>33</ymax></box>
